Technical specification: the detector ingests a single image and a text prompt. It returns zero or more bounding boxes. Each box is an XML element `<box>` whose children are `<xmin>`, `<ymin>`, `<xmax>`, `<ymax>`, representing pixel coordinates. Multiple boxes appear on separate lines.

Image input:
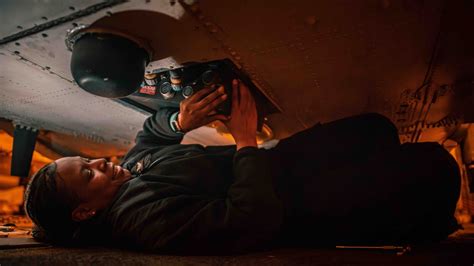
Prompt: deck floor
<box><xmin>1</xmin><ymin>224</ymin><xmax>473</xmax><ymax>265</ymax></box>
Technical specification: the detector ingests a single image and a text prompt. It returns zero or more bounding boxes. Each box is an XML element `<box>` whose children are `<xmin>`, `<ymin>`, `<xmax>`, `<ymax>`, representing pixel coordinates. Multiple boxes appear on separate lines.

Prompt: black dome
<box><xmin>70</xmin><ymin>33</ymin><xmax>150</xmax><ymax>98</ymax></box>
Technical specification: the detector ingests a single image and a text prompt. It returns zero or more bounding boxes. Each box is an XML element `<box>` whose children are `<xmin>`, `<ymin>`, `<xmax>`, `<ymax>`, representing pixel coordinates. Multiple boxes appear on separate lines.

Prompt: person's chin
<box><xmin>122</xmin><ymin>168</ymin><xmax>132</xmax><ymax>179</ymax></box>
<box><xmin>116</xmin><ymin>167</ymin><xmax>131</xmax><ymax>181</ymax></box>
<box><xmin>112</xmin><ymin>166</ymin><xmax>131</xmax><ymax>182</ymax></box>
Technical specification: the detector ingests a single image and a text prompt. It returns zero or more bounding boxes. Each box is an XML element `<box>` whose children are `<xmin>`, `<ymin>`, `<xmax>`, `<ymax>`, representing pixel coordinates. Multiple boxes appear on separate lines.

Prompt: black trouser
<box><xmin>272</xmin><ymin>113</ymin><xmax>460</xmax><ymax>245</ymax></box>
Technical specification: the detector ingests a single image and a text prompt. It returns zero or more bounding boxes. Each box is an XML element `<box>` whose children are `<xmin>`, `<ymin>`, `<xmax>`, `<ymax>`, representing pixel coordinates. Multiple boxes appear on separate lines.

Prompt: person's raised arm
<box><xmin>225</xmin><ymin>79</ymin><xmax>258</xmax><ymax>150</ymax></box>
<box><xmin>178</xmin><ymin>85</ymin><xmax>229</xmax><ymax>133</ymax></box>
<box><xmin>124</xmin><ymin>86</ymin><xmax>229</xmax><ymax>160</ymax></box>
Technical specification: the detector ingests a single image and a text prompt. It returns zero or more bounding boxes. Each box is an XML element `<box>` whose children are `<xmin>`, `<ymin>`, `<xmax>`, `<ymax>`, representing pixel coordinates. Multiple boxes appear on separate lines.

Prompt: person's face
<box><xmin>55</xmin><ymin>156</ymin><xmax>131</xmax><ymax>222</ymax></box>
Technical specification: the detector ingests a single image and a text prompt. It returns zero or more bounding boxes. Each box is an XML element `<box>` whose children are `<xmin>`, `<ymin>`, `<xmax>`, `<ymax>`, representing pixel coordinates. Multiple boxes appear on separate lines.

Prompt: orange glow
<box><xmin>0</xmin><ymin>130</ymin><xmax>53</xmax><ymax>215</ymax></box>
<box><xmin>445</xmin><ymin>140</ymin><xmax>472</xmax><ymax>224</ymax></box>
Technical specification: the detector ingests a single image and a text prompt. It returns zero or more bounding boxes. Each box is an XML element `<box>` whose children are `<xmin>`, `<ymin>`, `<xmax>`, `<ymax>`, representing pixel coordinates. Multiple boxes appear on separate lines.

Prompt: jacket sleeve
<box><xmin>110</xmin><ymin>147</ymin><xmax>284</xmax><ymax>254</ymax></box>
<box><xmin>122</xmin><ymin>107</ymin><xmax>182</xmax><ymax>162</ymax></box>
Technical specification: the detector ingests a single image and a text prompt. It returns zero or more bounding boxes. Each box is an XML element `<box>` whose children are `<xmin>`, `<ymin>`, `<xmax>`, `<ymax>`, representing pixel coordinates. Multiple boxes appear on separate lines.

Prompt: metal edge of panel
<box><xmin>0</xmin><ymin>0</ymin><xmax>127</xmax><ymax>45</ymax></box>
<box><xmin>114</xmin><ymin>98</ymin><xmax>155</xmax><ymax>116</ymax></box>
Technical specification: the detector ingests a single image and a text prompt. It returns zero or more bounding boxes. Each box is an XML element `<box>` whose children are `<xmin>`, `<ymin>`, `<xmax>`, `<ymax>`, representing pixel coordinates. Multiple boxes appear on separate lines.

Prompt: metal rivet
<box><xmin>190</xmin><ymin>5</ymin><xmax>199</xmax><ymax>12</ymax></box>
<box><xmin>305</xmin><ymin>16</ymin><xmax>317</xmax><ymax>25</ymax></box>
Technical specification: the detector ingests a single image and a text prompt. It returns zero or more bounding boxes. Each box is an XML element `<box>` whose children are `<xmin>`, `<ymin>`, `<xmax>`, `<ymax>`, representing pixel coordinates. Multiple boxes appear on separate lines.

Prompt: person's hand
<box><xmin>178</xmin><ymin>86</ymin><xmax>229</xmax><ymax>132</ymax></box>
<box><xmin>225</xmin><ymin>79</ymin><xmax>258</xmax><ymax>150</ymax></box>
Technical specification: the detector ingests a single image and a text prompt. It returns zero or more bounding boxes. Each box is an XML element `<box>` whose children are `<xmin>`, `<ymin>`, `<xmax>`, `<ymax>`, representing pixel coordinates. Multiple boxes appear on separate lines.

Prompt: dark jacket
<box><xmin>100</xmin><ymin>108</ymin><xmax>284</xmax><ymax>254</ymax></box>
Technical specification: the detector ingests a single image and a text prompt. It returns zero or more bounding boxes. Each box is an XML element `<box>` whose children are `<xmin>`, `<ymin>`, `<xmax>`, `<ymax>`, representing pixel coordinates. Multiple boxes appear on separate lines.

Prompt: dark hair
<box><xmin>24</xmin><ymin>162</ymin><xmax>79</xmax><ymax>244</ymax></box>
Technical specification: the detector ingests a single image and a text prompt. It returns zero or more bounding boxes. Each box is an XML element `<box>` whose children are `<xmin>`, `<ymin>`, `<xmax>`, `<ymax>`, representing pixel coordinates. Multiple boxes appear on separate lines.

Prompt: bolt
<box><xmin>305</xmin><ymin>16</ymin><xmax>317</xmax><ymax>25</ymax></box>
<box><xmin>190</xmin><ymin>5</ymin><xmax>199</xmax><ymax>13</ymax></box>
